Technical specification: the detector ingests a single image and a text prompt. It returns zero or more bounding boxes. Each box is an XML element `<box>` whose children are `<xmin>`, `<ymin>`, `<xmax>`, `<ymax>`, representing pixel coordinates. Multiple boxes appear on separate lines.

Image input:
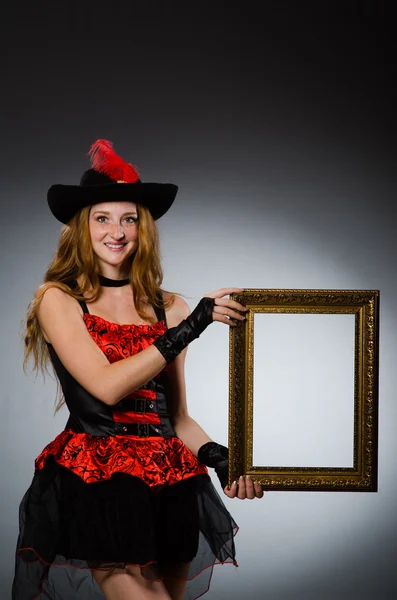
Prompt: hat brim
<box><xmin>47</xmin><ymin>182</ymin><xmax>178</xmax><ymax>224</ymax></box>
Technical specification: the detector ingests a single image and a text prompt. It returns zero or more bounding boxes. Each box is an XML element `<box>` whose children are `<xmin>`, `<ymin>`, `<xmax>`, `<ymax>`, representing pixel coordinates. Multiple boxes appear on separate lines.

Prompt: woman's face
<box><xmin>89</xmin><ymin>201</ymin><xmax>139</xmax><ymax>273</ymax></box>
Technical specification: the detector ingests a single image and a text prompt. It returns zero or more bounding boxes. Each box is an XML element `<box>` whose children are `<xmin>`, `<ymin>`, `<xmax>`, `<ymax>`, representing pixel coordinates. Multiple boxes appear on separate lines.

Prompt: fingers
<box><xmin>223</xmin><ymin>481</ymin><xmax>238</xmax><ymax>498</ymax></box>
<box><xmin>213</xmin><ymin>305</ymin><xmax>247</xmax><ymax>325</ymax></box>
<box><xmin>214</xmin><ymin>300</ymin><xmax>248</xmax><ymax>316</ymax></box>
<box><xmin>203</xmin><ymin>289</ymin><xmax>249</xmax><ymax>327</ymax></box>
<box><xmin>223</xmin><ymin>476</ymin><xmax>265</xmax><ymax>499</ymax></box>
<box><xmin>254</xmin><ymin>481</ymin><xmax>265</xmax><ymax>498</ymax></box>
<box><xmin>243</xmin><ymin>475</ymin><xmax>256</xmax><ymax>499</ymax></box>
<box><xmin>213</xmin><ymin>299</ymin><xmax>248</xmax><ymax>326</ymax></box>
<box><xmin>214</xmin><ymin>297</ymin><xmax>248</xmax><ymax>312</ymax></box>
<box><xmin>204</xmin><ymin>288</ymin><xmax>245</xmax><ymax>299</ymax></box>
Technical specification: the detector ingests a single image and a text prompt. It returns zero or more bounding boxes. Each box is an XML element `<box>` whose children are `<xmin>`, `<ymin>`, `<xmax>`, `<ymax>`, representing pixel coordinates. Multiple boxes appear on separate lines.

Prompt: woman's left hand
<box><xmin>223</xmin><ymin>475</ymin><xmax>265</xmax><ymax>499</ymax></box>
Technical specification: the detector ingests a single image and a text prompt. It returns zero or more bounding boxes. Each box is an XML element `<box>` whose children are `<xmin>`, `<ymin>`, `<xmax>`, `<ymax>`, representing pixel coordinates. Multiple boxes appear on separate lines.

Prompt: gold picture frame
<box><xmin>228</xmin><ymin>289</ymin><xmax>379</xmax><ymax>492</ymax></box>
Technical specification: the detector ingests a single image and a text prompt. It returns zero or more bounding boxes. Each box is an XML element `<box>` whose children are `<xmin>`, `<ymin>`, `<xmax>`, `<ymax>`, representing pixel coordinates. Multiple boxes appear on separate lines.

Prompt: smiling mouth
<box><xmin>105</xmin><ymin>243</ymin><xmax>126</xmax><ymax>249</ymax></box>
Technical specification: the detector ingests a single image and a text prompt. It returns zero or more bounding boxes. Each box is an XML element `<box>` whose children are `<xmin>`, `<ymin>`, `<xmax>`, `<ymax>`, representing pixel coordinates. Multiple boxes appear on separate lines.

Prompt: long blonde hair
<box><xmin>23</xmin><ymin>203</ymin><xmax>180</xmax><ymax>413</ymax></box>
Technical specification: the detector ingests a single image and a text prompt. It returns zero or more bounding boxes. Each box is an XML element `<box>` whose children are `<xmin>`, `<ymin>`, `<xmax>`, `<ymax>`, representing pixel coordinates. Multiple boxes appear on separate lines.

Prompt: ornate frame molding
<box><xmin>228</xmin><ymin>289</ymin><xmax>379</xmax><ymax>492</ymax></box>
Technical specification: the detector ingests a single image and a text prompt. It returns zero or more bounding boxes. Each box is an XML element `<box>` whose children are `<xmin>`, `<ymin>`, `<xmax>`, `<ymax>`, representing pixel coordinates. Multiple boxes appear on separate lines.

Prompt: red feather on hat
<box><xmin>88</xmin><ymin>139</ymin><xmax>140</xmax><ymax>183</ymax></box>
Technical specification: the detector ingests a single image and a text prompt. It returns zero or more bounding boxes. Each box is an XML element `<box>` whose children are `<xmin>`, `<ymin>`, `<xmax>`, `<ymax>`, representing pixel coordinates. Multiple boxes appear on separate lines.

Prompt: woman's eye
<box><xmin>96</xmin><ymin>216</ymin><xmax>136</xmax><ymax>224</ymax></box>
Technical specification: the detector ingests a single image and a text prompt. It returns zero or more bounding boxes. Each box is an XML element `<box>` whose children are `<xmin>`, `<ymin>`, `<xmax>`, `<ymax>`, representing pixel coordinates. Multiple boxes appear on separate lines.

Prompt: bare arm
<box><xmin>37</xmin><ymin>286</ymin><xmax>168</xmax><ymax>406</ymax></box>
<box><xmin>172</xmin><ymin>412</ymin><xmax>213</xmax><ymax>457</ymax></box>
<box><xmin>165</xmin><ymin>298</ymin><xmax>214</xmax><ymax>456</ymax></box>
<box><xmin>37</xmin><ymin>285</ymin><xmax>246</xmax><ymax>408</ymax></box>
<box><xmin>165</xmin><ymin>298</ymin><xmax>265</xmax><ymax>500</ymax></box>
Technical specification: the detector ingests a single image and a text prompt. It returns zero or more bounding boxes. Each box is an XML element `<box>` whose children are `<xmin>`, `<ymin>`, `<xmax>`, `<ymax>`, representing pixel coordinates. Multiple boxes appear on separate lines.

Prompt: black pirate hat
<box><xmin>47</xmin><ymin>139</ymin><xmax>178</xmax><ymax>224</ymax></box>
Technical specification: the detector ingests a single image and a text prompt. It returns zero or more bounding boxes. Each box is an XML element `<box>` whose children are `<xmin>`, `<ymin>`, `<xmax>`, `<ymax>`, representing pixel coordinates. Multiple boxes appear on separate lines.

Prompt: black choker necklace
<box><xmin>98</xmin><ymin>274</ymin><xmax>130</xmax><ymax>287</ymax></box>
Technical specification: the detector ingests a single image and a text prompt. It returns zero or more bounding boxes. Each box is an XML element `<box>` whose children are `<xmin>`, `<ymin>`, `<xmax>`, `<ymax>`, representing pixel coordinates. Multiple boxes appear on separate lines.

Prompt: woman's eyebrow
<box><xmin>92</xmin><ymin>210</ymin><xmax>138</xmax><ymax>216</ymax></box>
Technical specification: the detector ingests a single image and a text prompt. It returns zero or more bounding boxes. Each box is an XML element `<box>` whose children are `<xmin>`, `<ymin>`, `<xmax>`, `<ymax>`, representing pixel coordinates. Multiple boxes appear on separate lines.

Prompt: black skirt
<box><xmin>12</xmin><ymin>456</ymin><xmax>238</xmax><ymax>600</ymax></box>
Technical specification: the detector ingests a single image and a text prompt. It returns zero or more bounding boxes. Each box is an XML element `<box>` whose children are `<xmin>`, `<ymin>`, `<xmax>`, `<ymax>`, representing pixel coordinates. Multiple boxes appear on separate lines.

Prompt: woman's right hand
<box><xmin>204</xmin><ymin>288</ymin><xmax>248</xmax><ymax>326</ymax></box>
<box><xmin>152</xmin><ymin>288</ymin><xmax>247</xmax><ymax>364</ymax></box>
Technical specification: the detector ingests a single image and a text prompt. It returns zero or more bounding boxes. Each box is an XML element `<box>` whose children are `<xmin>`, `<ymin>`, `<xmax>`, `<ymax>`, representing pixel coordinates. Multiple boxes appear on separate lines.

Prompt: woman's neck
<box><xmin>98</xmin><ymin>274</ymin><xmax>130</xmax><ymax>287</ymax></box>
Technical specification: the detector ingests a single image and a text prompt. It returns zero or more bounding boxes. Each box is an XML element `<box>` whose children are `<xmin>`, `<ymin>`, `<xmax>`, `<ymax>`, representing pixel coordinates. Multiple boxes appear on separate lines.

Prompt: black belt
<box><xmin>114</xmin><ymin>422</ymin><xmax>163</xmax><ymax>437</ymax></box>
<box><xmin>116</xmin><ymin>398</ymin><xmax>158</xmax><ymax>414</ymax></box>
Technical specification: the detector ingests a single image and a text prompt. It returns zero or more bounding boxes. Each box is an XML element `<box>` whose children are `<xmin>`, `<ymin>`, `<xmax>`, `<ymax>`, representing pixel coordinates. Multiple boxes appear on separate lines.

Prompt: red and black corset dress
<box><xmin>12</xmin><ymin>293</ymin><xmax>238</xmax><ymax>600</ymax></box>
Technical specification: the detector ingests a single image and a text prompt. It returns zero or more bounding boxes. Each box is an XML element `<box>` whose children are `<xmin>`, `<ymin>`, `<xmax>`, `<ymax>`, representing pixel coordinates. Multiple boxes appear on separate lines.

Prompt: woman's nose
<box><xmin>110</xmin><ymin>223</ymin><xmax>125</xmax><ymax>239</ymax></box>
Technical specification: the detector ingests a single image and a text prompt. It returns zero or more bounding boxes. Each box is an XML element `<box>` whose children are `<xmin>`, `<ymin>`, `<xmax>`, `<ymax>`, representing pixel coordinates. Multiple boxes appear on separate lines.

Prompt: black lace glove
<box><xmin>197</xmin><ymin>441</ymin><xmax>229</xmax><ymax>490</ymax></box>
<box><xmin>153</xmin><ymin>296</ymin><xmax>215</xmax><ymax>364</ymax></box>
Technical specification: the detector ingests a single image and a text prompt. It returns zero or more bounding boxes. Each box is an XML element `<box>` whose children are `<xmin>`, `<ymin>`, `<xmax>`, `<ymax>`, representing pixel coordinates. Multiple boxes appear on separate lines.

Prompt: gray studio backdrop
<box><xmin>3</xmin><ymin>155</ymin><xmax>396</xmax><ymax>600</ymax></box>
<box><xmin>2</xmin><ymin>2</ymin><xmax>396</xmax><ymax>599</ymax></box>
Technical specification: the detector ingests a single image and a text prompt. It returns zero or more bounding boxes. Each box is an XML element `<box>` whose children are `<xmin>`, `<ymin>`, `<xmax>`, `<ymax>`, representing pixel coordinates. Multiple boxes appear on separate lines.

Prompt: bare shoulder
<box><xmin>35</xmin><ymin>283</ymin><xmax>83</xmax><ymax>342</ymax></box>
<box><xmin>36</xmin><ymin>283</ymin><xmax>81</xmax><ymax>315</ymax></box>
<box><xmin>162</xmin><ymin>291</ymin><xmax>190</xmax><ymax>328</ymax></box>
<box><xmin>31</xmin><ymin>282</ymin><xmax>116</xmax><ymax>405</ymax></box>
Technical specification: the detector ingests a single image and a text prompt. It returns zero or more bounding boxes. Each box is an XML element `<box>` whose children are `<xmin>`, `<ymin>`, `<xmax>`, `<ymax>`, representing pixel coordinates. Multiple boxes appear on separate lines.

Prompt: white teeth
<box><xmin>105</xmin><ymin>244</ymin><xmax>125</xmax><ymax>248</ymax></box>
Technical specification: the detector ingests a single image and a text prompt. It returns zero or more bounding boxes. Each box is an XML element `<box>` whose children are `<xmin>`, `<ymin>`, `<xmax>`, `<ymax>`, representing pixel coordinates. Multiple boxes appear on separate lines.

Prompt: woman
<box><xmin>12</xmin><ymin>140</ymin><xmax>264</xmax><ymax>600</ymax></box>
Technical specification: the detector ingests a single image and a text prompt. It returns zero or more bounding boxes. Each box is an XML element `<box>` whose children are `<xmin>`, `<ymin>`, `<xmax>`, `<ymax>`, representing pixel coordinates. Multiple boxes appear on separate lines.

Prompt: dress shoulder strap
<box><xmin>78</xmin><ymin>299</ymin><xmax>90</xmax><ymax>315</ymax></box>
<box><xmin>65</xmin><ymin>278</ymin><xmax>90</xmax><ymax>315</ymax></box>
<box><xmin>65</xmin><ymin>277</ymin><xmax>166</xmax><ymax>324</ymax></box>
<box><xmin>154</xmin><ymin>290</ymin><xmax>167</xmax><ymax>328</ymax></box>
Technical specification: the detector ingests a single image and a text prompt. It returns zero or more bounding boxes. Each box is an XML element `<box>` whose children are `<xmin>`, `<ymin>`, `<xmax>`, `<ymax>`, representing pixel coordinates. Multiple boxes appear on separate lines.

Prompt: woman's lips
<box><xmin>104</xmin><ymin>243</ymin><xmax>126</xmax><ymax>252</ymax></box>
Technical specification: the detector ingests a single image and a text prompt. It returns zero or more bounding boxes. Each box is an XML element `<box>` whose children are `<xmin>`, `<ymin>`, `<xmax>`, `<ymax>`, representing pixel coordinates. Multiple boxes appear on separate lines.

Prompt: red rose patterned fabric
<box><xmin>35</xmin><ymin>430</ymin><xmax>208</xmax><ymax>487</ymax></box>
<box><xmin>82</xmin><ymin>312</ymin><xmax>168</xmax><ymax>362</ymax></box>
<box><xmin>35</xmin><ymin>311</ymin><xmax>208</xmax><ymax>487</ymax></box>
<box><xmin>12</xmin><ymin>304</ymin><xmax>239</xmax><ymax>600</ymax></box>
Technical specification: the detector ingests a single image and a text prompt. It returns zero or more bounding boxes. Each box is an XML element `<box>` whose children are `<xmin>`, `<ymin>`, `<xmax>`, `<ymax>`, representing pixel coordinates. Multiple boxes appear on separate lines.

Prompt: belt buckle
<box><xmin>139</xmin><ymin>423</ymin><xmax>149</xmax><ymax>437</ymax></box>
<box><xmin>136</xmin><ymin>399</ymin><xmax>146</xmax><ymax>413</ymax></box>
